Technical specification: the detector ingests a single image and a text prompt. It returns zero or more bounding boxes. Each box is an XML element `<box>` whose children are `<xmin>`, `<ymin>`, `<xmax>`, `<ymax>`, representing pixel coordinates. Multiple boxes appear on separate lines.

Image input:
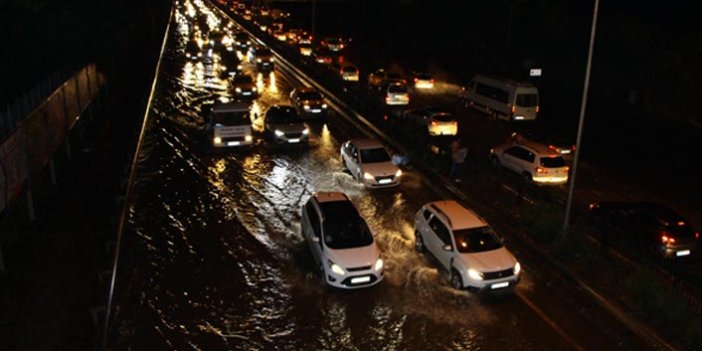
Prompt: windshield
<box><xmin>233</xmin><ymin>76</ymin><xmax>253</xmax><ymax>84</ymax></box>
<box><xmin>453</xmin><ymin>226</ymin><xmax>503</xmax><ymax>253</ymax></box>
<box><xmin>388</xmin><ymin>84</ymin><xmax>407</xmax><ymax>93</ymax></box>
<box><xmin>516</xmin><ymin>93</ymin><xmax>539</xmax><ymax>107</ymax></box>
<box><xmin>267</xmin><ymin>107</ymin><xmax>302</xmax><ymax>123</ymax></box>
<box><xmin>213</xmin><ymin>111</ymin><xmax>250</xmax><ymax>126</ymax></box>
<box><xmin>360</xmin><ymin>147</ymin><xmax>391</xmax><ymax>163</ymax></box>
<box><xmin>298</xmin><ymin>91</ymin><xmax>322</xmax><ymax>100</ymax></box>
<box><xmin>540</xmin><ymin>156</ymin><xmax>566</xmax><ymax>168</ymax></box>
<box><xmin>320</xmin><ymin>201</ymin><xmax>374</xmax><ymax>249</ymax></box>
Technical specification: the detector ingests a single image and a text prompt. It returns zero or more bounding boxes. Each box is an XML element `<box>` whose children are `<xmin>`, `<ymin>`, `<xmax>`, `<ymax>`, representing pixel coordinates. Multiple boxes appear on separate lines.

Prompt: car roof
<box><xmin>349</xmin><ymin>138</ymin><xmax>384</xmax><ymax>150</ymax></box>
<box><xmin>314</xmin><ymin>191</ymin><xmax>350</xmax><ymax>204</ymax></box>
<box><xmin>508</xmin><ymin>139</ymin><xmax>562</xmax><ymax>157</ymax></box>
<box><xmin>428</xmin><ymin>200</ymin><xmax>486</xmax><ymax>230</ymax></box>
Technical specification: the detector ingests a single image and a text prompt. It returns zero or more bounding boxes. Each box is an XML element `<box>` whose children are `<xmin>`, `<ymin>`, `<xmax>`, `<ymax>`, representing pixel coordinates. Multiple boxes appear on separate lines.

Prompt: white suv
<box><xmin>413</xmin><ymin>200</ymin><xmax>521</xmax><ymax>292</ymax></box>
<box><xmin>341</xmin><ymin>139</ymin><xmax>402</xmax><ymax>188</ymax></box>
<box><xmin>490</xmin><ymin>138</ymin><xmax>569</xmax><ymax>186</ymax></box>
<box><xmin>301</xmin><ymin>192</ymin><xmax>384</xmax><ymax>289</ymax></box>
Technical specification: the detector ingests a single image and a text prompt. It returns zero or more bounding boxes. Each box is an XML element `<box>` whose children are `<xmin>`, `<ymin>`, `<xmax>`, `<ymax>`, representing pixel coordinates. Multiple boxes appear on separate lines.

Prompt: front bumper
<box><xmin>326</xmin><ymin>269</ymin><xmax>383</xmax><ymax>289</ymax></box>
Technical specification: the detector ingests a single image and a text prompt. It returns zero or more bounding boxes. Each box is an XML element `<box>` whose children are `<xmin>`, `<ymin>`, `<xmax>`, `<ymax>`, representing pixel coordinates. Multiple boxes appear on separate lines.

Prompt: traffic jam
<box><xmin>105</xmin><ymin>0</ymin><xmax>699</xmax><ymax>349</ymax></box>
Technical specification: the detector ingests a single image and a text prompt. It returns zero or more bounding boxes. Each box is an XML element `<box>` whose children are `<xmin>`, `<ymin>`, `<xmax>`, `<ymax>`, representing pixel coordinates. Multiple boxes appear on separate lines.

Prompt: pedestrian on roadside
<box><xmin>450</xmin><ymin>138</ymin><xmax>468</xmax><ymax>182</ymax></box>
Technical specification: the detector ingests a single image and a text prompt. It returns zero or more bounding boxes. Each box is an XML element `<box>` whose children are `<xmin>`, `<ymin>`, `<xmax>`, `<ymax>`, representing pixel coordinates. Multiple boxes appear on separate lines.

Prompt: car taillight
<box><xmin>535</xmin><ymin>106</ymin><xmax>540</xmax><ymax>113</ymax></box>
<box><xmin>696</xmin><ymin>232</ymin><xmax>700</xmax><ymax>240</ymax></box>
<box><xmin>511</xmin><ymin>105</ymin><xmax>516</xmax><ymax>113</ymax></box>
<box><xmin>535</xmin><ymin>167</ymin><xmax>548</xmax><ymax>174</ymax></box>
<box><xmin>384</xmin><ymin>115</ymin><xmax>388</xmax><ymax>121</ymax></box>
<box><xmin>549</xmin><ymin>145</ymin><xmax>558</xmax><ymax>152</ymax></box>
<box><xmin>661</xmin><ymin>233</ymin><xmax>676</xmax><ymax>244</ymax></box>
<box><xmin>452</xmin><ymin>121</ymin><xmax>457</xmax><ymax>126</ymax></box>
<box><xmin>431</xmin><ymin>121</ymin><xmax>438</xmax><ymax>126</ymax></box>
<box><xmin>414</xmin><ymin>78</ymin><xmax>418</xmax><ymax>82</ymax></box>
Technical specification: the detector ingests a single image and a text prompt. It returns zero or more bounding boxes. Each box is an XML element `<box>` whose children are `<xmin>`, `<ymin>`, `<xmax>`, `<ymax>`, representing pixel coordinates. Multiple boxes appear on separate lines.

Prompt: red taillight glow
<box><xmin>511</xmin><ymin>105</ymin><xmax>516</xmax><ymax>113</ymax></box>
<box><xmin>535</xmin><ymin>106</ymin><xmax>540</xmax><ymax>113</ymax></box>
<box><xmin>696</xmin><ymin>232</ymin><xmax>699</xmax><ymax>239</ymax></box>
<box><xmin>452</xmin><ymin>121</ymin><xmax>458</xmax><ymax>126</ymax></box>
<box><xmin>535</xmin><ymin>167</ymin><xmax>548</xmax><ymax>174</ymax></box>
<box><xmin>661</xmin><ymin>234</ymin><xmax>676</xmax><ymax>244</ymax></box>
<box><xmin>414</xmin><ymin>78</ymin><xmax>418</xmax><ymax>82</ymax></box>
<box><xmin>431</xmin><ymin>121</ymin><xmax>438</xmax><ymax>126</ymax></box>
<box><xmin>384</xmin><ymin>115</ymin><xmax>388</xmax><ymax>121</ymax></box>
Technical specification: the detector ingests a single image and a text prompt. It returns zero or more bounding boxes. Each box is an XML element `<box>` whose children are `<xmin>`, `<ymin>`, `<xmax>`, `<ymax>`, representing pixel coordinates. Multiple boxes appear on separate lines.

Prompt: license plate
<box><xmin>227</xmin><ymin>141</ymin><xmax>240</xmax><ymax>146</ymax></box>
<box><xmin>243</xmin><ymin>92</ymin><xmax>251</xmax><ymax>95</ymax></box>
<box><xmin>378</xmin><ymin>178</ymin><xmax>392</xmax><ymax>184</ymax></box>
<box><xmin>311</xmin><ymin>109</ymin><xmax>321</xmax><ymax>113</ymax></box>
<box><xmin>491</xmin><ymin>282</ymin><xmax>509</xmax><ymax>289</ymax></box>
<box><xmin>351</xmin><ymin>276</ymin><xmax>371</xmax><ymax>284</ymax></box>
<box><xmin>676</xmin><ymin>250</ymin><xmax>691</xmax><ymax>257</ymax></box>
<box><xmin>288</xmin><ymin>138</ymin><xmax>300</xmax><ymax>143</ymax></box>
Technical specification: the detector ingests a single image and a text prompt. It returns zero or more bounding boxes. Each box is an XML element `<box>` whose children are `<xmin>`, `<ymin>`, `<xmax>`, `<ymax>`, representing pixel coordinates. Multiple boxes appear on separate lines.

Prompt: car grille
<box><xmin>346</xmin><ymin>265</ymin><xmax>372</xmax><ymax>272</ymax></box>
<box><xmin>340</xmin><ymin>274</ymin><xmax>378</xmax><ymax>287</ymax></box>
<box><xmin>223</xmin><ymin>136</ymin><xmax>244</xmax><ymax>142</ymax></box>
<box><xmin>482</xmin><ymin>268</ymin><xmax>515</xmax><ymax>280</ymax></box>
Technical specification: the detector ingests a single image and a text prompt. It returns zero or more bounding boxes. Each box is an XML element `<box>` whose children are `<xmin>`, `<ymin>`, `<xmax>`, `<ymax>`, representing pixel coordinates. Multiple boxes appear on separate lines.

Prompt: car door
<box><xmin>501</xmin><ymin>146</ymin><xmax>523</xmax><ymax>172</ymax></box>
<box><xmin>303</xmin><ymin>201</ymin><xmax>324</xmax><ymax>265</ymax></box>
<box><xmin>427</xmin><ymin>216</ymin><xmax>454</xmax><ymax>269</ymax></box>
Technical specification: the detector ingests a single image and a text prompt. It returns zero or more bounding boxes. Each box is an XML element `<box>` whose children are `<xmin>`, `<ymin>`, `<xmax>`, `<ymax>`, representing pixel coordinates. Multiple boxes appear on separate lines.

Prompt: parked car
<box><xmin>414</xmin><ymin>200</ymin><xmax>521</xmax><ymax>292</ymax></box>
<box><xmin>301</xmin><ymin>191</ymin><xmax>384</xmax><ymax>289</ymax></box>
<box><xmin>589</xmin><ymin>201</ymin><xmax>699</xmax><ymax>258</ymax></box>
<box><xmin>263</xmin><ymin>105</ymin><xmax>309</xmax><ymax>144</ymax></box>
<box><xmin>490</xmin><ymin>138</ymin><xmax>569</xmax><ymax>186</ymax></box>
<box><xmin>402</xmin><ymin>107</ymin><xmax>458</xmax><ymax>136</ymax></box>
<box><xmin>340</xmin><ymin>138</ymin><xmax>402</xmax><ymax>188</ymax></box>
<box><xmin>290</xmin><ymin>87</ymin><xmax>328</xmax><ymax>118</ymax></box>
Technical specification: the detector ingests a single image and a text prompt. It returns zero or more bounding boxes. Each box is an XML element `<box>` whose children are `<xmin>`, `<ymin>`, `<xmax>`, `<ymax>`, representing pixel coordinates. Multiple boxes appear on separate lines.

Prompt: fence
<box><xmin>0</xmin><ymin>64</ymin><xmax>104</xmax><ymax>218</ymax></box>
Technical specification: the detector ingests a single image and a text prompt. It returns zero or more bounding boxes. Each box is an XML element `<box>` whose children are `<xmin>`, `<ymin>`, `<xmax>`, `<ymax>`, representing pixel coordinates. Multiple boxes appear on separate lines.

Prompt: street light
<box><xmin>563</xmin><ymin>0</ymin><xmax>600</xmax><ymax>233</ymax></box>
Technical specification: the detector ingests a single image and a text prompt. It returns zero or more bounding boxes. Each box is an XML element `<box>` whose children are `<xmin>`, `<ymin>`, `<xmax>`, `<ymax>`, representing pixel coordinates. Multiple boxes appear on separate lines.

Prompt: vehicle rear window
<box><xmin>453</xmin><ymin>226</ymin><xmax>503</xmax><ymax>253</ymax></box>
<box><xmin>540</xmin><ymin>157</ymin><xmax>566</xmax><ymax>168</ymax></box>
<box><xmin>388</xmin><ymin>84</ymin><xmax>407</xmax><ymax>93</ymax></box>
<box><xmin>360</xmin><ymin>147</ymin><xmax>391</xmax><ymax>163</ymax></box>
<box><xmin>320</xmin><ymin>201</ymin><xmax>373</xmax><ymax>249</ymax></box>
<box><xmin>433</xmin><ymin>114</ymin><xmax>453</xmax><ymax>122</ymax></box>
<box><xmin>213</xmin><ymin>111</ymin><xmax>251</xmax><ymax>126</ymax></box>
<box><xmin>516</xmin><ymin>93</ymin><xmax>538</xmax><ymax>107</ymax></box>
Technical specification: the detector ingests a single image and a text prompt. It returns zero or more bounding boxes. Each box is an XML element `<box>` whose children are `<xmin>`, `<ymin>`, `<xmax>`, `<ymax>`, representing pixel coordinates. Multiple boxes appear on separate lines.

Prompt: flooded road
<box><xmin>106</xmin><ymin>1</ymin><xmax>630</xmax><ymax>350</ymax></box>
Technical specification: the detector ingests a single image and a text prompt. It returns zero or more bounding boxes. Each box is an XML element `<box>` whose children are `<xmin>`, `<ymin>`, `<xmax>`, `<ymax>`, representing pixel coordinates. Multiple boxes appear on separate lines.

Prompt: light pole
<box><xmin>563</xmin><ymin>0</ymin><xmax>600</xmax><ymax>233</ymax></box>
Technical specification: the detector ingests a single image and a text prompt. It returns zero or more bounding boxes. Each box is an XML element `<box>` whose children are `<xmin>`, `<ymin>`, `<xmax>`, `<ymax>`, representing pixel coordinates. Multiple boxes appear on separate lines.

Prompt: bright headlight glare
<box><xmin>322</xmin><ymin>103</ymin><xmax>328</xmax><ymax>109</ymax></box>
<box><xmin>363</xmin><ymin>172</ymin><xmax>375</xmax><ymax>180</ymax></box>
<box><xmin>213</xmin><ymin>137</ymin><xmax>222</xmax><ymax>144</ymax></box>
<box><xmin>256</xmin><ymin>58</ymin><xmax>262</xmax><ymax>63</ymax></box>
<box><xmin>329</xmin><ymin>261</ymin><xmax>345</xmax><ymax>275</ymax></box>
<box><xmin>468</xmin><ymin>268</ymin><xmax>483</xmax><ymax>281</ymax></box>
<box><xmin>303</xmin><ymin>104</ymin><xmax>311</xmax><ymax>110</ymax></box>
<box><xmin>302</xmin><ymin>128</ymin><xmax>309</xmax><ymax>135</ymax></box>
<box><xmin>514</xmin><ymin>262</ymin><xmax>521</xmax><ymax>275</ymax></box>
<box><xmin>274</xmin><ymin>130</ymin><xmax>284</xmax><ymax>137</ymax></box>
<box><xmin>244</xmin><ymin>135</ymin><xmax>253</xmax><ymax>142</ymax></box>
<box><xmin>395</xmin><ymin>169</ymin><xmax>402</xmax><ymax>177</ymax></box>
<box><xmin>374</xmin><ymin>258</ymin><xmax>384</xmax><ymax>271</ymax></box>
<box><xmin>252</xmin><ymin>87</ymin><xmax>257</xmax><ymax>92</ymax></box>
<box><xmin>235</xmin><ymin>87</ymin><xmax>242</xmax><ymax>92</ymax></box>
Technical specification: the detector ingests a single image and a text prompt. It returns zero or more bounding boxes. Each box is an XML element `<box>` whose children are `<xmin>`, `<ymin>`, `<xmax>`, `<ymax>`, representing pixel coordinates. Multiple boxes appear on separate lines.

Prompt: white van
<box><xmin>459</xmin><ymin>75</ymin><xmax>539</xmax><ymax>121</ymax></box>
<box><xmin>205</xmin><ymin>102</ymin><xmax>254</xmax><ymax>148</ymax></box>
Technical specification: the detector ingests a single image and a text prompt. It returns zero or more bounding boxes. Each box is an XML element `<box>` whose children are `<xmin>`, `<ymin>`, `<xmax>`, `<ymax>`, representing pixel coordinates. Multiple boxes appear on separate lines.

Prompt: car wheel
<box><xmin>414</xmin><ymin>231</ymin><xmax>427</xmax><ymax>253</ymax></box>
<box><xmin>450</xmin><ymin>269</ymin><xmax>463</xmax><ymax>290</ymax></box>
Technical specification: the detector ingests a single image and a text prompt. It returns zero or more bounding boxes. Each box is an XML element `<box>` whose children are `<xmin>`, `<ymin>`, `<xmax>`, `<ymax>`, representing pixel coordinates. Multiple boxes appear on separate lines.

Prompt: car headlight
<box><xmin>256</xmin><ymin>58</ymin><xmax>262</xmax><ymax>63</ymax></box>
<box><xmin>252</xmin><ymin>87</ymin><xmax>257</xmax><ymax>92</ymax></box>
<box><xmin>213</xmin><ymin>137</ymin><xmax>222</xmax><ymax>144</ymax></box>
<box><xmin>274</xmin><ymin>130</ymin><xmax>285</xmax><ymax>137</ymax></box>
<box><xmin>328</xmin><ymin>260</ymin><xmax>345</xmax><ymax>276</ymax></box>
<box><xmin>220</xmin><ymin>65</ymin><xmax>226</xmax><ymax>70</ymax></box>
<box><xmin>235</xmin><ymin>87</ymin><xmax>242</xmax><ymax>92</ymax></box>
<box><xmin>395</xmin><ymin>169</ymin><xmax>402</xmax><ymax>178</ymax></box>
<box><xmin>467</xmin><ymin>268</ymin><xmax>483</xmax><ymax>281</ymax></box>
<box><xmin>322</xmin><ymin>103</ymin><xmax>328</xmax><ymax>109</ymax></box>
<box><xmin>303</xmin><ymin>104</ymin><xmax>311</xmax><ymax>110</ymax></box>
<box><xmin>374</xmin><ymin>258</ymin><xmax>384</xmax><ymax>271</ymax></box>
<box><xmin>244</xmin><ymin>135</ymin><xmax>253</xmax><ymax>142</ymax></box>
<box><xmin>302</xmin><ymin>128</ymin><xmax>309</xmax><ymax>135</ymax></box>
<box><xmin>269</xmin><ymin>57</ymin><xmax>275</xmax><ymax>62</ymax></box>
<box><xmin>514</xmin><ymin>262</ymin><xmax>521</xmax><ymax>275</ymax></box>
<box><xmin>363</xmin><ymin>172</ymin><xmax>375</xmax><ymax>181</ymax></box>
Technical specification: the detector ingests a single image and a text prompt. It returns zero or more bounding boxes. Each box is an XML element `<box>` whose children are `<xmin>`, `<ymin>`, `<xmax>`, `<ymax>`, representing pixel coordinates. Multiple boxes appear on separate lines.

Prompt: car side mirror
<box><xmin>443</xmin><ymin>244</ymin><xmax>453</xmax><ymax>252</ymax></box>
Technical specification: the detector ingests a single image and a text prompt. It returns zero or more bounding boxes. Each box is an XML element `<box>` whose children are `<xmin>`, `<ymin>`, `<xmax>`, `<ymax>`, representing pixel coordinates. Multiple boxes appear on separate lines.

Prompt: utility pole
<box><xmin>563</xmin><ymin>0</ymin><xmax>600</xmax><ymax>234</ymax></box>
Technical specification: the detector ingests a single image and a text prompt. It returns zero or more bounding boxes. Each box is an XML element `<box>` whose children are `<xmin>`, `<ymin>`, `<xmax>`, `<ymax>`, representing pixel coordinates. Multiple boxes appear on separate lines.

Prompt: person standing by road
<box><xmin>450</xmin><ymin>138</ymin><xmax>468</xmax><ymax>182</ymax></box>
